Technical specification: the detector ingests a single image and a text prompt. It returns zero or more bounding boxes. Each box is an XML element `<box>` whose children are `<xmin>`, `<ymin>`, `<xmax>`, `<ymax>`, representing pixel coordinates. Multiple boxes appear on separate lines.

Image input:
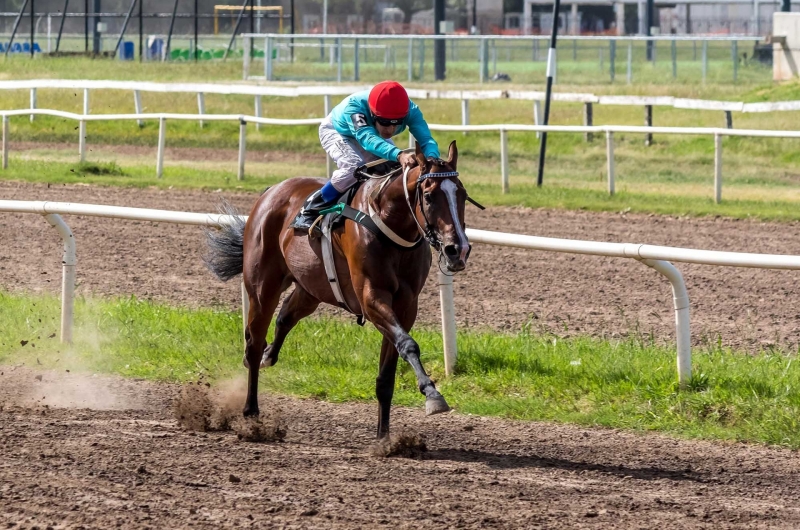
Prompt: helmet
<box><xmin>368</xmin><ymin>81</ymin><xmax>409</xmax><ymax>120</ymax></box>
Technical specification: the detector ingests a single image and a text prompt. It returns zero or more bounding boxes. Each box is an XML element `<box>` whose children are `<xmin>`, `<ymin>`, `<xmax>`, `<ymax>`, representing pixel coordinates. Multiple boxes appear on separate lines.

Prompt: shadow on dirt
<box><xmin>423</xmin><ymin>448</ymin><xmax>706</xmax><ymax>483</ymax></box>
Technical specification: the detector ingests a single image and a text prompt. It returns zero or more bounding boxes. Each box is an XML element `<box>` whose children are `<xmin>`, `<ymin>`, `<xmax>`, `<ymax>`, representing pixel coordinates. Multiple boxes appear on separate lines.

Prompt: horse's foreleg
<box><xmin>243</xmin><ymin>277</ymin><xmax>283</xmax><ymax>417</ymax></box>
<box><xmin>261</xmin><ymin>286</ymin><xmax>319</xmax><ymax>368</ymax></box>
<box><xmin>364</xmin><ymin>288</ymin><xmax>450</xmax><ymax>417</ymax></box>
<box><xmin>376</xmin><ymin>336</ymin><xmax>399</xmax><ymax>439</ymax></box>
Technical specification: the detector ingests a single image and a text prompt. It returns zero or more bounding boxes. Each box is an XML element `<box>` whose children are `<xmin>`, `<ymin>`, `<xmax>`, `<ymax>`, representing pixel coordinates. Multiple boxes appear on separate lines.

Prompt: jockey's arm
<box><xmin>406</xmin><ymin>103</ymin><xmax>440</xmax><ymax>160</ymax></box>
<box><xmin>353</xmin><ymin>125</ymin><xmax>402</xmax><ymax>162</ymax></box>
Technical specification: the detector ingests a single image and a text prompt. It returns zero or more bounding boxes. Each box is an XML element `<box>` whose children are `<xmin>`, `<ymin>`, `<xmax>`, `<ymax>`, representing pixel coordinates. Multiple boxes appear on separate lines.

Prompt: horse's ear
<box><xmin>447</xmin><ymin>140</ymin><xmax>458</xmax><ymax>171</ymax></box>
<box><xmin>414</xmin><ymin>141</ymin><xmax>426</xmax><ymax>170</ymax></box>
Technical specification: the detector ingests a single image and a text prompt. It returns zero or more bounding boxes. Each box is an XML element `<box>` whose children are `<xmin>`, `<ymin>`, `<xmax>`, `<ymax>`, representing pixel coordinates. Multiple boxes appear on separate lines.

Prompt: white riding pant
<box><xmin>319</xmin><ymin>116</ymin><xmax>395</xmax><ymax>193</ymax></box>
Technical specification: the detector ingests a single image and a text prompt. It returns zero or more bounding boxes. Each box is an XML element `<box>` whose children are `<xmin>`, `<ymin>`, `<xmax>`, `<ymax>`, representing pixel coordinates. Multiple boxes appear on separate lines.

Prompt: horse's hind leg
<box><xmin>242</xmin><ymin>270</ymin><xmax>285</xmax><ymax>417</ymax></box>
<box><xmin>261</xmin><ymin>286</ymin><xmax>319</xmax><ymax>368</ymax></box>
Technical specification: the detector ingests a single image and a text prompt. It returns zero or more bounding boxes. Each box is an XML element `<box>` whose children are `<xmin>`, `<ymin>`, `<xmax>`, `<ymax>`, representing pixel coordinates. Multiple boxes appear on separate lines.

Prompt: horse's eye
<box><xmin>423</xmin><ymin>193</ymin><xmax>433</xmax><ymax>204</ymax></box>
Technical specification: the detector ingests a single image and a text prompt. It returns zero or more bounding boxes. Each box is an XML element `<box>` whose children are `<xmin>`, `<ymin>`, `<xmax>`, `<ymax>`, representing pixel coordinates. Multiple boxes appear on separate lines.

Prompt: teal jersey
<box><xmin>328</xmin><ymin>90</ymin><xmax>440</xmax><ymax>162</ymax></box>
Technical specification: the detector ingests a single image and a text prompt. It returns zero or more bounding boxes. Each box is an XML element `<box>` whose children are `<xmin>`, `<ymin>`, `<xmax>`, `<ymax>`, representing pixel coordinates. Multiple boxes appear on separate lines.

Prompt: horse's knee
<box><xmin>396</xmin><ymin>336</ymin><xmax>420</xmax><ymax>361</ymax></box>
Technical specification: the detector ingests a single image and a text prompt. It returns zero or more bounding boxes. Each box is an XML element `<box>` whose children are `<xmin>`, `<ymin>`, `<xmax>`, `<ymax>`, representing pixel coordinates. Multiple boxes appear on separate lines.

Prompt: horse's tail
<box><xmin>204</xmin><ymin>199</ymin><xmax>245</xmax><ymax>282</ymax></box>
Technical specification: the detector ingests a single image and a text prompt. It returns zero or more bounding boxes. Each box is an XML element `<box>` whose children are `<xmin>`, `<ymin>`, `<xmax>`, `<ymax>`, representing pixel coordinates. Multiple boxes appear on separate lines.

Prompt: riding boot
<box><xmin>289</xmin><ymin>189</ymin><xmax>339</xmax><ymax>239</ymax></box>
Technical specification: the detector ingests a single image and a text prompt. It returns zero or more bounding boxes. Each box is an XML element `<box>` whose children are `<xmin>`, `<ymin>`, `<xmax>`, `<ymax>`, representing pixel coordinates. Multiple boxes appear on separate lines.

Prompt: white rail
<box><xmin>3</xmin><ymin>199</ymin><xmax>800</xmax><ymax>387</ymax></box>
<box><xmin>2</xmin><ymin>107</ymin><xmax>799</xmax><ymax>201</ymax></box>
<box><xmin>3</xmin><ymin>79</ymin><xmax>800</xmax><ymax>113</ymax></box>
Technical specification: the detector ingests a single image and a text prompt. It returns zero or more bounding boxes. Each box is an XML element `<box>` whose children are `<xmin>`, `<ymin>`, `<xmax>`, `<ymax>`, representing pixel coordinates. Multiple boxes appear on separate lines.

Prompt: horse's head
<box><xmin>408</xmin><ymin>141</ymin><xmax>471</xmax><ymax>273</ymax></box>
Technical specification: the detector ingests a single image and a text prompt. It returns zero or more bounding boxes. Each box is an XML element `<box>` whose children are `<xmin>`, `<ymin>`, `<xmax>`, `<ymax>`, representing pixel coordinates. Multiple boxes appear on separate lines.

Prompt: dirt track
<box><xmin>3</xmin><ymin>365</ymin><xmax>800</xmax><ymax>529</ymax></box>
<box><xmin>2</xmin><ymin>180</ymin><xmax>800</xmax><ymax>351</ymax></box>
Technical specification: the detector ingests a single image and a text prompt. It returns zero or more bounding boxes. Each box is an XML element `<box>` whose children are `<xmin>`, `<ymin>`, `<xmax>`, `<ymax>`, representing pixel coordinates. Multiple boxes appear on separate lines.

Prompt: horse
<box><xmin>205</xmin><ymin>141</ymin><xmax>471</xmax><ymax>438</ymax></box>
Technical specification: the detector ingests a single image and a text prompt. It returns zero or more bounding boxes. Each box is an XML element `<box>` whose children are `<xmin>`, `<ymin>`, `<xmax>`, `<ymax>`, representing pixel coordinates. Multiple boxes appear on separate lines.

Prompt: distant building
<box><xmin>514</xmin><ymin>0</ymin><xmax>796</xmax><ymax>36</ymax></box>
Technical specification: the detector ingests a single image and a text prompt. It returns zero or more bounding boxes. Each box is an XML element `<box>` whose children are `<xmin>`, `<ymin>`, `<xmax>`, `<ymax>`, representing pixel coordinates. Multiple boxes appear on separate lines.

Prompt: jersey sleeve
<box><xmin>406</xmin><ymin>103</ymin><xmax>440</xmax><ymax>159</ymax></box>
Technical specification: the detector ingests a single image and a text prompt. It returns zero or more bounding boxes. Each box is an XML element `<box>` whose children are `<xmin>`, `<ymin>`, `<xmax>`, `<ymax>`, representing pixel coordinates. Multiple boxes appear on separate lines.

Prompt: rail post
<box><xmin>702</xmin><ymin>40</ymin><xmax>708</xmax><ymax>83</ymax></box>
<box><xmin>407</xmin><ymin>38</ymin><xmax>413</xmax><ymax>81</ymax></box>
<box><xmin>254</xmin><ymin>95</ymin><xmax>262</xmax><ymax>131</ymax></box>
<box><xmin>714</xmin><ymin>132</ymin><xmax>722</xmax><ymax>203</ymax></box>
<box><xmin>609</xmin><ymin>40</ymin><xmax>616</xmax><ymax>82</ymax></box>
<box><xmin>644</xmin><ymin>104</ymin><xmax>653</xmax><ymax>146</ymax></box>
<box><xmin>641</xmin><ymin>259</ymin><xmax>691</xmax><ymax>387</ymax></box>
<box><xmin>30</xmin><ymin>87</ymin><xmax>36</xmax><ymax>122</ymax></box>
<box><xmin>336</xmin><ymin>38</ymin><xmax>343</xmax><ymax>82</ymax></box>
<box><xmin>480</xmin><ymin>38</ymin><xmax>488</xmax><ymax>83</ymax></box>
<box><xmin>583</xmin><ymin>102</ymin><xmax>593</xmax><ymax>142</ymax></box>
<box><xmin>725</xmin><ymin>110</ymin><xmax>733</xmax><ymax>129</ymax></box>
<box><xmin>156</xmin><ymin>117</ymin><xmax>166</xmax><ymax>179</ymax></box>
<box><xmin>461</xmin><ymin>98</ymin><xmax>469</xmax><ymax>136</ymax></box>
<box><xmin>2</xmin><ymin>116</ymin><xmax>8</xmax><ymax>169</ymax></box>
<box><xmin>197</xmin><ymin>92</ymin><xmax>205</xmax><ymax>128</ymax></box>
<box><xmin>243</xmin><ymin>35</ymin><xmax>251</xmax><ymax>79</ymax></box>
<box><xmin>79</xmin><ymin>88</ymin><xmax>89</xmax><ymax>163</ymax></box>
<box><xmin>438</xmin><ymin>269</ymin><xmax>458</xmax><ymax>376</ymax></box>
<box><xmin>238</xmin><ymin>118</ymin><xmax>246</xmax><ymax>181</ymax></box>
<box><xmin>353</xmin><ymin>38</ymin><xmax>360</xmax><ymax>81</ymax></box>
<box><xmin>133</xmin><ymin>90</ymin><xmax>144</xmax><ymax>127</ymax></box>
<box><xmin>44</xmin><ymin>214</ymin><xmax>76</xmax><ymax>344</ymax></box>
<box><xmin>627</xmin><ymin>41</ymin><xmax>633</xmax><ymax>84</ymax></box>
<box><xmin>606</xmin><ymin>130</ymin><xmax>615</xmax><ymax>195</ymax></box>
<box><xmin>669</xmin><ymin>40</ymin><xmax>676</xmax><ymax>80</ymax></box>
<box><xmin>500</xmin><ymin>128</ymin><xmax>509</xmax><ymax>193</ymax></box>
<box><xmin>265</xmin><ymin>37</ymin><xmax>273</xmax><ymax>81</ymax></box>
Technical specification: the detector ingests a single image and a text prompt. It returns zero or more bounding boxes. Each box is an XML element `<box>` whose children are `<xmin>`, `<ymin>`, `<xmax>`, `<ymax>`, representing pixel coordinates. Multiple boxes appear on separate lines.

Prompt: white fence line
<box><xmin>3</xmin><ymin>200</ymin><xmax>800</xmax><ymax>386</ymax></box>
<box><xmin>2</xmin><ymin>107</ymin><xmax>799</xmax><ymax>202</ymax></box>
<box><xmin>3</xmin><ymin>79</ymin><xmax>800</xmax><ymax>114</ymax></box>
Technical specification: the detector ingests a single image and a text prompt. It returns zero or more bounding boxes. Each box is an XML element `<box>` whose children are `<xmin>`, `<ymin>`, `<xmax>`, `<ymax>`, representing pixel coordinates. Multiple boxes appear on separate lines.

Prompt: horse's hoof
<box><xmin>260</xmin><ymin>345</ymin><xmax>278</xmax><ymax>368</ymax></box>
<box><xmin>243</xmin><ymin>406</ymin><xmax>259</xmax><ymax>417</ymax></box>
<box><xmin>425</xmin><ymin>395</ymin><xmax>450</xmax><ymax>416</ymax></box>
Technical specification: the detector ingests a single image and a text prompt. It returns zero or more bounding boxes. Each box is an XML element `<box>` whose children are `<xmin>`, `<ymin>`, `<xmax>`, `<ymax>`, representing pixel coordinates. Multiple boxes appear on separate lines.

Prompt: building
<box><xmin>517</xmin><ymin>0</ymin><xmax>796</xmax><ymax>36</ymax></box>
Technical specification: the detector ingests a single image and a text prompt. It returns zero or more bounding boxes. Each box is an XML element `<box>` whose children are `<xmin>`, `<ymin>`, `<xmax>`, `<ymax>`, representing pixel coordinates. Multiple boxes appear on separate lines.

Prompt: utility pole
<box><xmin>434</xmin><ymin>0</ymin><xmax>446</xmax><ymax>80</ymax></box>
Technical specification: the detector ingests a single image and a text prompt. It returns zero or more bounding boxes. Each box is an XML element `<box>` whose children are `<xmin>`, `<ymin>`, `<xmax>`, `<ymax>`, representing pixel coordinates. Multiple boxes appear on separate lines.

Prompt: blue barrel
<box><xmin>121</xmin><ymin>41</ymin><xmax>135</xmax><ymax>61</ymax></box>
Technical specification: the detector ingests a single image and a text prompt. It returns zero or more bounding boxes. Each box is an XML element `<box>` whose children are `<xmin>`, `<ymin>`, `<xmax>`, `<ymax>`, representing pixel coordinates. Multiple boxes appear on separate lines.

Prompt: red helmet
<box><xmin>368</xmin><ymin>81</ymin><xmax>409</xmax><ymax>120</ymax></box>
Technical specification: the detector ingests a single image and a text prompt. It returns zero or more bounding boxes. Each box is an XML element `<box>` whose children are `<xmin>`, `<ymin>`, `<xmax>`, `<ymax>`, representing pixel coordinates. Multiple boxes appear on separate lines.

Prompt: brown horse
<box><xmin>205</xmin><ymin>141</ymin><xmax>470</xmax><ymax>438</ymax></box>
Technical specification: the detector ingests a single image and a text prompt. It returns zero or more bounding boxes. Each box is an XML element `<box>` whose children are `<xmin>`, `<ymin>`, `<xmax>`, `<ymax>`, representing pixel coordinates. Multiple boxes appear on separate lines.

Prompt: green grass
<box><xmin>4</xmin><ymin>290</ymin><xmax>800</xmax><ymax>447</ymax></box>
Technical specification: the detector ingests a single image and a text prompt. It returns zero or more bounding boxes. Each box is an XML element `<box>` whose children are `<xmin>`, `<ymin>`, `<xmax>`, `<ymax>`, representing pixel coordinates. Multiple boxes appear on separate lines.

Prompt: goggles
<box><xmin>374</xmin><ymin>115</ymin><xmax>405</xmax><ymax>127</ymax></box>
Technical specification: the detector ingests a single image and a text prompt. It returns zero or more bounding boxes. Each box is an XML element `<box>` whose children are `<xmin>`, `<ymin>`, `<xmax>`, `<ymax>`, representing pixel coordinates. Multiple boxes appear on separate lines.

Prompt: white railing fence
<box><xmin>5</xmin><ymin>80</ymin><xmax>800</xmax><ymax>135</ymax></box>
<box><xmin>2</xmin><ymin>107</ymin><xmax>800</xmax><ymax>203</ymax></box>
<box><xmin>3</xmin><ymin>200</ymin><xmax>800</xmax><ymax>387</ymax></box>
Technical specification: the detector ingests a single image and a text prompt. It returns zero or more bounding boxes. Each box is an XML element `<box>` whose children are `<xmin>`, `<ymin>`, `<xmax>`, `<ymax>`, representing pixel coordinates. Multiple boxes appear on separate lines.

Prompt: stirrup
<box><xmin>308</xmin><ymin>215</ymin><xmax>324</xmax><ymax>239</ymax></box>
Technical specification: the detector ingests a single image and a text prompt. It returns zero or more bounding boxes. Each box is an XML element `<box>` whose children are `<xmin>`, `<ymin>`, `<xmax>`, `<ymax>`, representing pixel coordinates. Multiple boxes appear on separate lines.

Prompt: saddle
<box><xmin>310</xmin><ymin>159</ymin><xmax>421</xmax><ymax>326</ymax></box>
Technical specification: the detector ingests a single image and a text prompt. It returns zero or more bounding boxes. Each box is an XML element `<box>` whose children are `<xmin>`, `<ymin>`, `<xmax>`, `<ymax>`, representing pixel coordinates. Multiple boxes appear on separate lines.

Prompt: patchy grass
<box><xmin>3</xmin><ymin>290</ymin><xmax>800</xmax><ymax>448</ymax></box>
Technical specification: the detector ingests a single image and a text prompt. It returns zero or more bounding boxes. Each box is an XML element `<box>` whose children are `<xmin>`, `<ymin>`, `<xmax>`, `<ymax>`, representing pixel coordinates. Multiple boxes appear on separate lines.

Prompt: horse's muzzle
<box><xmin>443</xmin><ymin>243</ymin><xmax>471</xmax><ymax>272</ymax></box>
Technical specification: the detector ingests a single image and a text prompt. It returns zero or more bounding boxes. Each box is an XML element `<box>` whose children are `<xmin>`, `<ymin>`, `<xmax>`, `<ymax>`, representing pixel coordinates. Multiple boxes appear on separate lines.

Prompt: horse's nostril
<box><xmin>444</xmin><ymin>244</ymin><xmax>459</xmax><ymax>258</ymax></box>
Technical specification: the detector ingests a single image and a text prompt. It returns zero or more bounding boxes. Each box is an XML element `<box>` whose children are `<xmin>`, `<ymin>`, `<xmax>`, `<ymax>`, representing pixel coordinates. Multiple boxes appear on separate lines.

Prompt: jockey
<box><xmin>290</xmin><ymin>80</ymin><xmax>440</xmax><ymax>237</ymax></box>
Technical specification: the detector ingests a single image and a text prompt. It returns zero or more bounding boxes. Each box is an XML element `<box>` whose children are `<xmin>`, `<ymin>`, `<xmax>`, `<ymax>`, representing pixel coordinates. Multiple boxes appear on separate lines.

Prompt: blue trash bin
<box><xmin>121</xmin><ymin>41</ymin><xmax>135</xmax><ymax>60</ymax></box>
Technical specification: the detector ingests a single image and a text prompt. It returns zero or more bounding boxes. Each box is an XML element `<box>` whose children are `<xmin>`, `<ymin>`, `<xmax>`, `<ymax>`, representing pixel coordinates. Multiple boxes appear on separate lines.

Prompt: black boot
<box><xmin>290</xmin><ymin>190</ymin><xmax>338</xmax><ymax>238</ymax></box>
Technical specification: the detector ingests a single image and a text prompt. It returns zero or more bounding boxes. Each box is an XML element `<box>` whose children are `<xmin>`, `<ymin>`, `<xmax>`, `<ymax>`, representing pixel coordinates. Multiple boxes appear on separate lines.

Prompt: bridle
<box><xmin>402</xmin><ymin>162</ymin><xmax>461</xmax><ymax>253</ymax></box>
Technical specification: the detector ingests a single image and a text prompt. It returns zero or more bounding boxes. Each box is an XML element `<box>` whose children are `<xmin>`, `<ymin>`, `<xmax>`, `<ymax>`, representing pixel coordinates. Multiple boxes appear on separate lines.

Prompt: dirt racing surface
<box><xmin>2</xmin><ymin>365</ymin><xmax>800</xmax><ymax>529</ymax></box>
<box><xmin>2</xmin><ymin>180</ymin><xmax>800</xmax><ymax>351</ymax></box>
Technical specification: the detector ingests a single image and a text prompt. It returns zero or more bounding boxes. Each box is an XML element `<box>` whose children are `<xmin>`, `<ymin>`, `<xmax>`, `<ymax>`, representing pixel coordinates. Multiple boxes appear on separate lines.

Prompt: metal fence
<box><xmin>243</xmin><ymin>33</ymin><xmax>767</xmax><ymax>85</ymax></box>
